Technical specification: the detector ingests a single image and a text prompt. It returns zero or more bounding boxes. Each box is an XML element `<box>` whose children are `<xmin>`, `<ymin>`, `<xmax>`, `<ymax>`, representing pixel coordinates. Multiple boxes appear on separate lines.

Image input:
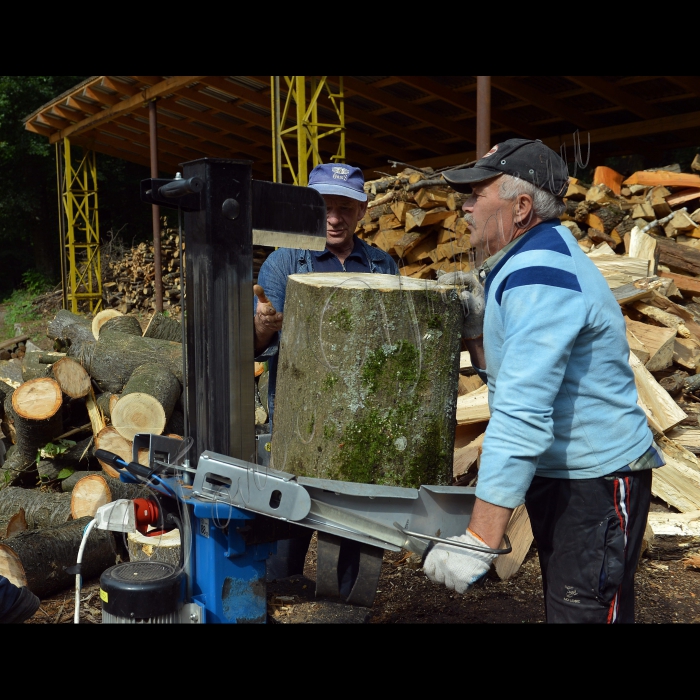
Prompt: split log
<box><xmin>110</xmin><ymin>363</ymin><xmax>180</xmax><ymax>441</ymax></box>
<box><xmin>644</xmin><ymin>510</ymin><xmax>700</xmax><ymax>560</ymax></box>
<box><xmin>653</xmin><ymin>436</ymin><xmax>700</xmax><ymax>513</ymax></box>
<box><xmin>588</xmin><ymin>255</ymin><xmax>649</xmax><ymax>288</ymax></box>
<box><xmin>493</xmin><ymin>505</ymin><xmax>534</xmax><ymax>581</ymax></box>
<box><xmin>143</xmin><ymin>312</ymin><xmax>182</xmax><ymax>342</ymax></box>
<box><xmin>71</xmin><ymin>473</ymin><xmax>153</xmax><ymax>519</ymax></box>
<box><xmin>48</xmin><ymin>357</ymin><xmax>91</xmax><ymax>398</ymax></box>
<box><xmin>456</xmin><ymin>384</ymin><xmax>490</xmax><ymax>425</ymax></box>
<box><xmin>674</xmin><ymin>338</ymin><xmax>700</xmax><ymax>370</ymax></box>
<box><xmin>94</xmin><ymin>426</ymin><xmax>133</xmax><ymax>478</ymax></box>
<box><xmin>656</xmin><ymin>238</ymin><xmax>700</xmax><ymax>276</ymax></box>
<box><xmin>127</xmin><ymin>529</ymin><xmax>181</xmax><ymax>567</ymax></box>
<box><xmin>99</xmin><ymin>314</ymin><xmax>143</xmax><ymax>338</ymax></box>
<box><xmin>0</xmin><ymin>516</ymin><xmax>116</xmax><ymax>599</ymax></box>
<box><xmin>0</xmin><ymin>487</ymin><xmax>72</xmax><ymax>529</ymax></box>
<box><xmin>86</xmin><ymin>330</ymin><xmax>183</xmax><ymax>392</ymax></box>
<box><xmin>11</xmin><ymin>377</ymin><xmax>63</xmax><ymax>458</ymax></box>
<box><xmin>624</xmin><ymin>318</ymin><xmax>676</xmax><ymax>371</ymax></box>
<box><xmin>271</xmin><ymin>273</ymin><xmax>462</xmax><ymax>487</ymax></box>
<box><xmin>0</xmin><ymin>508</ymin><xmax>26</xmax><ymax>539</ymax></box>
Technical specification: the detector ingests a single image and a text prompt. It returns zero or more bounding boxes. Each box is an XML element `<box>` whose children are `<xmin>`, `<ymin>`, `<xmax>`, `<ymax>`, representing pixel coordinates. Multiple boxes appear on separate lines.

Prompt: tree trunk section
<box><xmin>0</xmin><ymin>486</ymin><xmax>72</xmax><ymax>529</ymax></box>
<box><xmin>110</xmin><ymin>361</ymin><xmax>181</xmax><ymax>440</ymax></box>
<box><xmin>100</xmin><ymin>314</ymin><xmax>143</xmax><ymax>338</ymax></box>
<box><xmin>127</xmin><ymin>529</ymin><xmax>181</xmax><ymax>567</ymax></box>
<box><xmin>49</xmin><ymin>357</ymin><xmax>91</xmax><ymax>398</ymax></box>
<box><xmin>86</xmin><ymin>330</ymin><xmax>183</xmax><ymax>393</ymax></box>
<box><xmin>144</xmin><ymin>311</ymin><xmax>183</xmax><ymax>342</ymax></box>
<box><xmin>71</xmin><ymin>473</ymin><xmax>153</xmax><ymax>519</ymax></box>
<box><xmin>272</xmin><ymin>273</ymin><xmax>462</xmax><ymax>487</ymax></box>
<box><xmin>61</xmin><ymin>470</ymin><xmax>104</xmax><ymax>493</ymax></box>
<box><xmin>47</xmin><ymin>310</ymin><xmax>93</xmax><ymax>344</ymax></box>
<box><xmin>11</xmin><ymin>378</ymin><xmax>63</xmax><ymax>458</ymax></box>
<box><xmin>0</xmin><ymin>516</ymin><xmax>116</xmax><ymax>598</ymax></box>
<box><xmin>96</xmin><ymin>392</ymin><xmax>114</xmax><ymax>419</ymax></box>
<box><xmin>0</xmin><ymin>447</ymin><xmax>36</xmax><ymax>488</ymax></box>
<box><xmin>91</xmin><ymin>309</ymin><xmax>123</xmax><ymax>338</ymax></box>
<box><xmin>21</xmin><ymin>352</ymin><xmax>50</xmax><ymax>382</ymax></box>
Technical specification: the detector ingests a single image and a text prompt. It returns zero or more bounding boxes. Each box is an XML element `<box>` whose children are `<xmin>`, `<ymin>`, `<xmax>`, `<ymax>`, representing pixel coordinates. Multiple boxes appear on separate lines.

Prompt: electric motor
<box><xmin>100</xmin><ymin>561</ymin><xmax>185</xmax><ymax>624</ymax></box>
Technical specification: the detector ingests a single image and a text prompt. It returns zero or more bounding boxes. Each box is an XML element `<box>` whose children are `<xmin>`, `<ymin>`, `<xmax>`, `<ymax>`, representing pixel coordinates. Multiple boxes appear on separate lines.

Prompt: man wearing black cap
<box><xmin>253</xmin><ymin>163</ymin><xmax>398</xmax><ymax>584</ymax></box>
<box><xmin>425</xmin><ymin>139</ymin><xmax>662</xmax><ymax>623</ymax></box>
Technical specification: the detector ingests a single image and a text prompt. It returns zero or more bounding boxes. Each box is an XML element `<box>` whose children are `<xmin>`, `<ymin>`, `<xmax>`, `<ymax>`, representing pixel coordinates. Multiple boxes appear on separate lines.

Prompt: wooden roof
<box><xmin>24</xmin><ymin>76</ymin><xmax>700</xmax><ymax>179</ymax></box>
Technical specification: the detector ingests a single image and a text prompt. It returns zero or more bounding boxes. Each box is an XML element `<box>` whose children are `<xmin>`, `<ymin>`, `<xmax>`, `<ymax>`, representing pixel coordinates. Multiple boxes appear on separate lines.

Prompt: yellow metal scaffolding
<box><xmin>271</xmin><ymin>77</ymin><xmax>345</xmax><ymax>185</ymax></box>
<box><xmin>56</xmin><ymin>138</ymin><xmax>103</xmax><ymax>313</ymax></box>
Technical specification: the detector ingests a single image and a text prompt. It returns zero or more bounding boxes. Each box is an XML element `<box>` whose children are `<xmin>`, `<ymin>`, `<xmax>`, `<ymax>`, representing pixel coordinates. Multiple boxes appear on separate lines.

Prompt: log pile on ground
<box><xmin>449</xmin><ymin>159</ymin><xmax>700</xmax><ymax>577</ymax></box>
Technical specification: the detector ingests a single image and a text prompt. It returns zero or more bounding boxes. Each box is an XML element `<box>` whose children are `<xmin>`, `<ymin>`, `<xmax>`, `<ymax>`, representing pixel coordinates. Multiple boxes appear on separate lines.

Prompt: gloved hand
<box><xmin>423</xmin><ymin>528</ymin><xmax>497</xmax><ymax>594</ymax></box>
<box><xmin>436</xmin><ymin>271</ymin><xmax>485</xmax><ymax>339</ymax></box>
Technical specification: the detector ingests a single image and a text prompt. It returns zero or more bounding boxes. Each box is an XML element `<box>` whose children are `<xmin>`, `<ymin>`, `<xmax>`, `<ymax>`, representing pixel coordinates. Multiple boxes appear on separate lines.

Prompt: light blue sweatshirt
<box><xmin>475</xmin><ymin>219</ymin><xmax>653</xmax><ymax>509</ymax></box>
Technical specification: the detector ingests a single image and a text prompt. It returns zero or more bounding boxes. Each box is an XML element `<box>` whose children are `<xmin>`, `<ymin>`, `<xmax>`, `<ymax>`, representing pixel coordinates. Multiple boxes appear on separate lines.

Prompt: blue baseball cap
<box><xmin>307</xmin><ymin>163</ymin><xmax>367</xmax><ymax>202</ymax></box>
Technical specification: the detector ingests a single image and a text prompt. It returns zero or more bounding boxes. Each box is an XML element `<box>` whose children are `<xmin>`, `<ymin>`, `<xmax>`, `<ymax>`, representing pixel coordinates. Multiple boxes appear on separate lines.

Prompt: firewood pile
<box><xmin>357</xmin><ymin>155</ymin><xmax>700</xmax><ymax>281</ymax></box>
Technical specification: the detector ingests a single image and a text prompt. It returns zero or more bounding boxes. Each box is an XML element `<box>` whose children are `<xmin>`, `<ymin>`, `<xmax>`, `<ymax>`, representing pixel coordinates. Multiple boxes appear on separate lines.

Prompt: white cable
<box><xmin>74</xmin><ymin>519</ymin><xmax>97</xmax><ymax>624</ymax></box>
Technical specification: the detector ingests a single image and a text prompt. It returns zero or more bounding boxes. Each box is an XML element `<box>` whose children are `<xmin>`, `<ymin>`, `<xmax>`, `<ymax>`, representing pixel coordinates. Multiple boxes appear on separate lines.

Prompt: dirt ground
<box><xmin>5</xmin><ymin>297</ymin><xmax>700</xmax><ymax>624</ymax></box>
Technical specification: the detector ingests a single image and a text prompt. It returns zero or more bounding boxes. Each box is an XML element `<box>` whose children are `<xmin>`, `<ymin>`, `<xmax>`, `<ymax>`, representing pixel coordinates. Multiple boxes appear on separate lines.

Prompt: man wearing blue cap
<box><xmin>254</xmin><ymin>163</ymin><xmax>398</xmax><ymax>584</ymax></box>
<box><xmin>254</xmin><ymin>163</ymin><xmax>398</xmax><ymax>427</ymax></box>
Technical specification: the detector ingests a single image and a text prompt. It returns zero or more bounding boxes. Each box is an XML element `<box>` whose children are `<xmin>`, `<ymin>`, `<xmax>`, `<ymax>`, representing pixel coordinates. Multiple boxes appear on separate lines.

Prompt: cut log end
<box><xmin>11</xmin><ymin>377</ymin><xmax>62</xmax><ymax>420</ymax></box>
<box><xmin>94</xmin><ymin>426</ymin><xmax>133</xmax><ymax>478</ymax></box>
<box><xmin>111</xmin><ymin>392</ymin><xmax>166</xmax><ymax>441</ymax></box>
<box><xmin>52</xmin><ymin>357</ymin><xmax>91</xmax><ymax>398</ymax></box>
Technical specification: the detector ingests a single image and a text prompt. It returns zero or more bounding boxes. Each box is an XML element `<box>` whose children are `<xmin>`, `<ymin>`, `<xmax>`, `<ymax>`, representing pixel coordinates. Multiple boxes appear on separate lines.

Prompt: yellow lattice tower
<box><xmin>57</xmin><ymin>138</ymin><xmax>103</xmax><ymax>313</ymax></box>
<box><xmin>271</xmin><ymin>77</ymin><xmax>345</xmax><ymax>185</ymax></box>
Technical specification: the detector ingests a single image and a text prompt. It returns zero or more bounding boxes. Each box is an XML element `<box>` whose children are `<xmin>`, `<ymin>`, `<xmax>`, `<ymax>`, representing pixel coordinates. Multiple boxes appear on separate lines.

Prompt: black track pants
<box><xmin>525</xmin><ymin>469</ymin><xmax>652</xmax><ymax>624</ymax></box>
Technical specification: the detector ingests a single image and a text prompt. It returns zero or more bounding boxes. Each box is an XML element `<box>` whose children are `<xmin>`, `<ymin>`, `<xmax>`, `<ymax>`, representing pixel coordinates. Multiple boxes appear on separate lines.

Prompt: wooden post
<box><xmin>149</xmin><ymin>99</ymin><xmax>163</xmax><ymax>313</ymax></box>
<box><xmin>476</xmin><ymin>76</ymin><xmax>491</xmax><ymax>159</ymax></box>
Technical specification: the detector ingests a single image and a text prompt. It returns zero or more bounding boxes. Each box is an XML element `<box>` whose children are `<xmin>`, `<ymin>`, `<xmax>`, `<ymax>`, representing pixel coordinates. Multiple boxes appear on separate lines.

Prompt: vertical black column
<box><xmin>182</xmin><ymin>158</ymin><xmax>255</xmax><ymax>463</ymax></box>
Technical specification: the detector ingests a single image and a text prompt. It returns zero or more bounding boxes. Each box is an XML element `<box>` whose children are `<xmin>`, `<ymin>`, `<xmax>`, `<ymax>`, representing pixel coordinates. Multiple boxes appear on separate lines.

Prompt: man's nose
<box><xmin>327</xmin><ymin>208</ymin><xmax>341</xmax><ymax>222</ymax></box>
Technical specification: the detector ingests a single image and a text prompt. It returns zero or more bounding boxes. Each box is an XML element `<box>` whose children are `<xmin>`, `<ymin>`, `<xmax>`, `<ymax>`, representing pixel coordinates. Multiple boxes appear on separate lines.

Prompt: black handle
<box><xmin>158</xmin><ymin>176</ymin><xmax>203</xmax><ymax>198</ymax></box>
<box><xmin>95</xmin><ymin>449</ymin><xmax>154</xmax><ymax>479</ymax></box>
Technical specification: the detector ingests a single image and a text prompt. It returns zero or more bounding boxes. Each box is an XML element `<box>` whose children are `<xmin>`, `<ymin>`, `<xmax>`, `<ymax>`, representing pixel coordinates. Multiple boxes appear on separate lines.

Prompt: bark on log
<box><xmin>272</xmin><ymin>273</ymin><xmax>462</xmax><ymax>486</ymax></box>
<box><xmin>21</xmin><ymin>352</ymin><xmax>50</xmax><ymax>382</ymax></box>
<box><xmin>0</xmin><ymin>487</ymin><xmax>72</xmax><ymax>529</ymax></box>
<box><xmin>47</xmin><ymin>310</ymin><xmax>92</xmax><ymax>344</ymax></box>
<box><xmin>110</xmin><ymin>363</ymin><xmax>181</xmax><ymax>441</ymax></box>
<box><xmin>0</xmin><ymin>508</ymin><xmax>26</xmax><ymax>539</ymax></box>
<box><xmin>94</xmin><ymin>426</ymin><xmax>133</xmax><ymax>478</ymax></box>
<box><xmin>96</xmin><ymin>392</ymin><xmax>115</xmax><ymax>419</ymax></box>
<box><xmin>0</xmin><ymin>446</ymin><xmax>35</xmax><ymax>488</ymax></box>
<box><xmin>2</xmin><ymin>388</ymin><xmax>16</xmax><ymax>444</ymax></box>
<box><xmin>71</xmin><ymin>473</ymin><xmax>153</xmax><ymax>519</ymax></box>
<box><xmin>99</xmin><ymin>315</ymin><xmax>143</xmax><ymax>338</ymax></box>
<box><xmin>37</xmin><ymin>458</ymin><xmax>60</xmax><ymax>483</ymax></box>
<box><xmin>61</xmin><ymin>470</ymin><xmax>104</xmax><ymax>493</ymax></box>
<box><xmin>164</xmin><ymin>408</ymin><xmax>184</xmax><ymax>436</ymax></box>
<box><xmin>48</xmin><ymin>357</ymin><xmax>91</xmax><ymax>399</ymax></box>
<box><xmin>656</xmin><ymin>238</ymin><xmax>700</xmax><ymax>276</ymax></box>
<box><xmin>11</xmin><ymin>378</ymin><xmax>63</xmax><ymax>458</ymax></box>
<box><xmin>143</xmin><ymin>312</ymin><xmax>183</xmax><ymax>342</ymax></box>
<box><xmin>127</xmin><ymin>529</ymin><xmax>181</xmax><ymax>566</ymax></box>
<box><xmin>91</xmin><ymin>309</ymin><xmax>123</xmax><ymax>338</ymax></box>
<box><xmin>0</xmin><ymin>516</ymin><xmax>116</xmax><ymax>599</ymax></box>
<box><xmin>85</xmin><ymin>330</ymin><xmax>183</xmax><ymax>393</ymax></box>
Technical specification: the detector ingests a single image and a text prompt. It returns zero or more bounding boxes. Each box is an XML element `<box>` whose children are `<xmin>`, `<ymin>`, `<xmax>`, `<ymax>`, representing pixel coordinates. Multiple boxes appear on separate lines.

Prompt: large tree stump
<box><xmin>110</xmin><ymin>363</ymin><xmax>181</xmax><ymax>441</ymax></box>
<box><xmin>144</xmin><ymin>312</ymin><xmax>183</xmax><ymax>342</ymax></box>
<box><xmin>71</xmin><ymin>473</ymin><xmax>153</xmax><ymax>519</ymax></box>
<box><xmin>85</xmin><ymin>330</ymin><xmax>183</xmax><ymax>393</ymax></box>
<box><xmin>11</xmin><ymin>377</ymin><xmax>63</xmax><ymax>458</ymax></box>
<box><xmin>272</xmin><ymin>273</ymin><xmax>462</xmax><ymax>487</ymax></box>
<box><xmin>0</xmin><ymin>516</ymin><xmax>116</xmax><ymax>599</ymax></box>
<box><xmin>0</xmin><ymin>487</ymin><xmax>72</xmax><ymax>529</ymax></box>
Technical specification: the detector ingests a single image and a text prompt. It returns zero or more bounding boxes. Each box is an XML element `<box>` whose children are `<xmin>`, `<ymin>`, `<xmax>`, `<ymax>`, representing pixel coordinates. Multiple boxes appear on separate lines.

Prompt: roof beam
<box><xmin>564</xmin><ymin>76</ymin><xmax>666</xmax><ymax>120</ymax></box>
<box><xmin>400</xmin><ymin>76</ymin><xmax>543</xmax><ymax>140</ymax></box>
<box><xmin>490</xmin><ymin>77</ymin><xmax>602</xmax><ymax>131</ymax></box>
<box><xmin>49</xmin><ymin>76</ymin><xmax>207</xmax><ymax>144</ymax></box>
<box><xmin>666</xmin><ymin>76</ymin><xmax>700</xmax><ymax>97</ymax></box>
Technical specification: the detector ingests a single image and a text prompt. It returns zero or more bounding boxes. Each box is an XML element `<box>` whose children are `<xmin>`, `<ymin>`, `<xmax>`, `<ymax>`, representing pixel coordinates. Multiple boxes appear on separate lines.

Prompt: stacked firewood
<box><xmin>357</xmin><ymin>156</ymin><xmax>700</xmax><ymax>280</ymax></box>
<box><xmin>102</xmin><ymin>229</ymin><xmax>183</xmax><ymax>316</ymax></box>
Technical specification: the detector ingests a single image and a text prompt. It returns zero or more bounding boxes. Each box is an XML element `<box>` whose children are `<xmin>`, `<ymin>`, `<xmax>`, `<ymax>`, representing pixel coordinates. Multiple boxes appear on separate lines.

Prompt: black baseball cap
<box><xmin>443</xmin><ymin>138</ymin><xmax>569</xmax><ymax>197</ymax></box>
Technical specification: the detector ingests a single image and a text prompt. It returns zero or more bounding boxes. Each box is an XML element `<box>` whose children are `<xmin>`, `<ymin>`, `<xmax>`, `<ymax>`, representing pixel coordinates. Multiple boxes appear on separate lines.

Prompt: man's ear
<box><xmin>514</xmin><ymin>193</ymin><xmax>534</xmax><ymax>226</ymax></box>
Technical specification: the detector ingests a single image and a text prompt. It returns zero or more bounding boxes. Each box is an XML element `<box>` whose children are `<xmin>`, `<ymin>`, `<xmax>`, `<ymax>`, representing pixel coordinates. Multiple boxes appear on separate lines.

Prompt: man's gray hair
<box><xmin>498</xmin><ymin>173</ymin><xmax>566</xmax><ymax>220</ymax></box>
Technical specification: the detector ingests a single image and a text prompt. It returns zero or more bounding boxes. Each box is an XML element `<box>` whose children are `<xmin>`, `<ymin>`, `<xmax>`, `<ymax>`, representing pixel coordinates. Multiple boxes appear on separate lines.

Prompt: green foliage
<box><xmin>36</xmin><ymin>438</ymin><xmax>76</xmax><ymax>464</ymax></box>
<box><xmin>21</xmin><ymin>269</ymin><xmax>51</xmax><ymax>295</ymax></box>
<box><xmin>57</xmin><ymin>468</ymin><xmax>74</xmax><ymax>480</ymax></box>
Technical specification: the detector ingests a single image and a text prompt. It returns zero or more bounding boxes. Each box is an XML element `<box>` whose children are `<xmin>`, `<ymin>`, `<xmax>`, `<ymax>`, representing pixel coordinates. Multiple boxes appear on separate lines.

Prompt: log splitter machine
<box><xmin>88</xmin><ymin>158</ymin><xmax>509</xmax><ymax>624</ymax></box>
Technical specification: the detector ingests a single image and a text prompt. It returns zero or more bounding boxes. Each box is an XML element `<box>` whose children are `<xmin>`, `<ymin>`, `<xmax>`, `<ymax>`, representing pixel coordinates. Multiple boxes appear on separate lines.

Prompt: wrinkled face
<box><xmin>323</xmin><ymin>194</ymin><xmax>368</xmax><ymax>251</ymax></box>
<box><xmin>461</xmin><ymin>176</ymin><xmax>516</xmax><ymax>259</ymax></box>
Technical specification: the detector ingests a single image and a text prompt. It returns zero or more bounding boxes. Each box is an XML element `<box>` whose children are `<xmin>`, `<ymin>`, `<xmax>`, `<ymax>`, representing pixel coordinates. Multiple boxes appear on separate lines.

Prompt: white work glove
<box><xmin>436</xmin><ymin>271</ymin><xmax>485</xmax><ymax>339</ymax></box>
<box><xmin>423</xmin><ymin>529</ymin><xmax>497</xmax><ymax>594</ymax></box>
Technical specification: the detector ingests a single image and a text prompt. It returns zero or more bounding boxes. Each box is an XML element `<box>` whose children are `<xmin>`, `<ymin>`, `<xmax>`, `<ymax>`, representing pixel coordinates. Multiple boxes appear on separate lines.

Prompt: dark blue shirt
<box><xmin>310</xmin><ymin>236</ymin><xmax>371</xmax><ymax>273</ymax></box>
